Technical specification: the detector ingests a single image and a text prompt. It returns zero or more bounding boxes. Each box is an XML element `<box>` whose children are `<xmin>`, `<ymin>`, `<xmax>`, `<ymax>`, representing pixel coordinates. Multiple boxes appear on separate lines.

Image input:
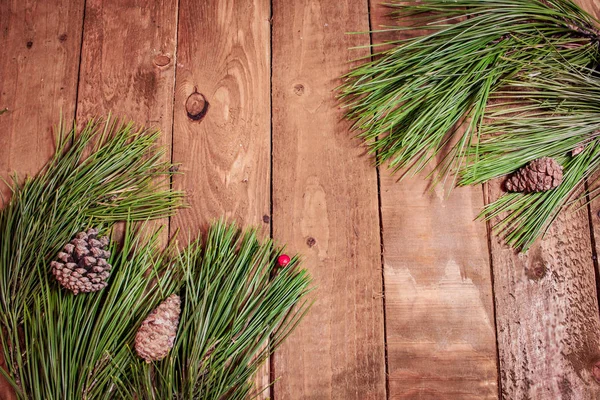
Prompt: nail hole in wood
<box><xmin>306</xmin><ymin>237</ymin><xmax>316</xmax><ymax>248</ymax></box>
<box><xmin>293</xmin><ymin>84</ymin><xmax>305</xmax><ymax>96</ymax></box>
<box><xmin>185</xmin><ymin>88</ymin><xmax>209</xmax><ymax>122</ymax></box>
<box><xmin>26</xmin><ymin>41</ymin><xmax>33</xmax><ymax>49</ymax></box>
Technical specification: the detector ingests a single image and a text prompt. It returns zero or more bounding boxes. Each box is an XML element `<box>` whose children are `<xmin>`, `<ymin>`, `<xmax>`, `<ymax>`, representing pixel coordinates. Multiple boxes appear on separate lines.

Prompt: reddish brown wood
<box><xmin>170</xmin><ymin>0</ymin><xmax>271</xmax><ymax>237</ymax></box>
<box><xmin>75</xmin><ymin>0</ymin><xmax>179</xmax><ymax>244</ymax></box>
<box><xmin>489</xmin><ymin>183</ymin><xmax>600</xmax><ymax>399</ymax></box>
<box><xmin>76</xmin><ymin>0</ymin><xmax>178</xmax><ymax>131</ymax></box>
<box><xmin>171</xmin><ymin>0</ymin><xmax>271</xmax><ymax>396</ymax></box>
<box><xmin>271</xmin><ymin>0</ymin><xmax>387</xmax><ymax>398</ymax></box>
<box><xmin>0</xmin><ymin>0</ymin><xmax>84</xmax><ymax>202</ymax></box>
<box><xmin>379</xmin><ymin>176</ymin><xmax>498</xmax><ymax>400</ymax></box>
<box><xmin>0</xmin><ymin>1</ymin><xmax>85</xmax><ymax>398</ymax></box>
<box><xmin>369</xmin><ymin>4</ymin><xmax>499</xmax><ymax>399</ymax></box>
<box><xmin>487</xmin><ymin>1</ymin><xmax>600</xmax><ymax>398</ymax></box>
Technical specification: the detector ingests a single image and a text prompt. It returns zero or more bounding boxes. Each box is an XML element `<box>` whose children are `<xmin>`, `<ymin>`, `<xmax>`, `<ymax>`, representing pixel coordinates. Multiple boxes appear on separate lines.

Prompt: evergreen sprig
<box><xmin>0</xmin><ymin>117</ymin><xmax>184</xmax><ymax>398</ymax></box>
<box><xmin>340</xmin><ymin>0</ymin><xmax>600</xmax><ymax>249</ymax></box>
<box><xmin>0</xmin><ymin>117</ymin><xmax>183</xmax><ymax>317</ymax></box>
<box><xmin>0</xmin><ymin>118</ymin><xmax>311</xmax><ymax>399</ymax></box>
<box><xmin>128</xmin><ymin>223</ymin><xmax>311</xmax><ymax>400</ymax></box>
<box><xmin>2</xmin><ymin>224</ymin><xmax>181</xmax><ymax>399</ymax></box>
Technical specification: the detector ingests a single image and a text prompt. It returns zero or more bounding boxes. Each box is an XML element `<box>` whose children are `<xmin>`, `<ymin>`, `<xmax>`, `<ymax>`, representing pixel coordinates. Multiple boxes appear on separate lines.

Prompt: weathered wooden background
<box><xmin>2</xmin><ymin>0</ymin><xmax>600</xmax><ymax>399</ymax></box>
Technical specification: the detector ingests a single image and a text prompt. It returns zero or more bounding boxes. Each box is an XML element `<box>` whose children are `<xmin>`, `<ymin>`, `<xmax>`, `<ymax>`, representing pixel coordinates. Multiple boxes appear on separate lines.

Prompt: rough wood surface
<box><xmin>170</xmin><ymin>0</ymin><xmax>271</xmax><ymax>237</ymax></box>
<box><xmin>0</xmin><ymin>1</ymin><xmax>85</xmax><ymax>398</ymax></box>
<box><xmin>486</xmin><ymin>2</ymin><xmax>600</xmax><ymax>398</ymax></box>
<box><xmin>379</xmin><ymin>175</ymin><xmax>498</xmax><ymax>400</ymax></box>
<box><xmin>5</xmin><ymin>0</ymin><xmax>600</xmax><ymax>398</ymax></box>
<box><xmin>75</xmin><ymin>0</ymin><xmax>179</xmax><ymax>243</ymax></box>
<box><xmin>488</xmin><ymin>183</ymin><xmax>600</xmax><ymax>399</ymax></box>
<box><xmin>170</xmin><ymin>0</ymin><xmax>271</xmax><ymax>396</ymax></box>
<box><xmin>271</xmin><ymin>0</ymin><xmax>387</xmax><ymax>398</ymax></box>
<box><xmin>369</xmin><ymin>4</ymin><xmax>499</xmax><ymax>399</ymax></box>
<box><xmin>76</xmin><ymin>0</ymin><xmax>178</xmax><ymax>133</ymax></box>
<box><xmin>0</xmin><ymin>0</ymin><xmax>84</xmax><ymax>202</ymax></box>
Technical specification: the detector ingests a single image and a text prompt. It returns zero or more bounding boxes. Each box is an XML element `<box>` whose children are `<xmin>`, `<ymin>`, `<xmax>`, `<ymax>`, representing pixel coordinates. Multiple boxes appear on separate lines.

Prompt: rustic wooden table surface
<box><xmin>2</xmin><ymin>0</ymin><xmax>600</xmax><ymax>399</ymax></box>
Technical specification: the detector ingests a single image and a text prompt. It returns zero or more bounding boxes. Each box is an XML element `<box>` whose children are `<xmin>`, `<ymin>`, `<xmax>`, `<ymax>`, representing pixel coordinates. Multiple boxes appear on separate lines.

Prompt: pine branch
<box><xmin>128</xmin><ymin>221</ymin><xmax>312</xmax><ymax>400</ymax></box>
<box><xmin>0</xmin><ymin>117</ymin><xmax>184</xmax><ymax>398</ymax></box>
<box><xmin>4</xmin><ymin>224</ymin><xmax>181</xmax><ymax>400</ymax></box>
<box><xmin>339</xmin><ymin>0</ymin><xmax>600</xmax><ymax>249</ymax></box>
<box><xmin>0</xmin><ymin>117</ymin><xmax>183</xmax><ymax>317</ymax></box>
<box><xmin>0</xmin><ymin>118</ymin><xmax>311</xmax><ymax>398</ymax></box>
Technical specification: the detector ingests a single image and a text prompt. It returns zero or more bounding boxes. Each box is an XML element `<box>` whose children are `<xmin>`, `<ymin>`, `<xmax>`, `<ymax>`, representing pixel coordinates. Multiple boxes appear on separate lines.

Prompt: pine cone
<box><xmin>50</xmin><ymin>228</ymin><xmax>111</xmax><ymax>295</ymax></box>
<box><xmin>135</xmin><ymin>294</ymin><xmax>181</xmax><ymax>363</ymax></box>
<box><xmin>505</xmin><ymin>157</ymin><xmax>563</xmax><ymax>193</ymax></box>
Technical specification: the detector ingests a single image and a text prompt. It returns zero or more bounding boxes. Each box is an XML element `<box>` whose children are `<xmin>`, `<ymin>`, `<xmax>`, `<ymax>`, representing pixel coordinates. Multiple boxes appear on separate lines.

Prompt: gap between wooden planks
<box><xmin>4</xmin><ymin>0</ymin><xmax>600</xmax><ymax>398</ymax></box>
<box><xmin>0</xmin><ymin>1</ymin><xmax>86</xmax><ymax>398</ymax></box>
<box><xmin>368</xmin><ymin>3</ymin><xmax>499</xmax><ymax>399</ymax></box>
<box><xmin>488</xmin><ymin>1</ymin><xmax>600</xmax><ymax>398</ymax></box>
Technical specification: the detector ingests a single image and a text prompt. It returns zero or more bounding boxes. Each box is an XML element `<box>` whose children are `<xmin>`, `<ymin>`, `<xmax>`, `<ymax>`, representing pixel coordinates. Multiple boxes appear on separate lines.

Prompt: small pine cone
<box><xmin>135</xmin><ymin>294</ymin><xmax>181</xmax><ymax>363</ymax></box>
<box><xmin>505</xmin><ymin>157</ymin><xmax>563</xmax><ymax>193</ymax></box>
<box><xmin>50</xmin><ymin>228</ymin><xmax>112</xmax><ymax>295</ymax></box>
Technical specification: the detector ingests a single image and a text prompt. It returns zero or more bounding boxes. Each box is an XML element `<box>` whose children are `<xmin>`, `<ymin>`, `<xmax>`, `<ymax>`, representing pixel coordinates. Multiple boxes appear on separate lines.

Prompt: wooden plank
<box><xmin>171</xmin><ymin>0</ymin><xmax>271</xmax><ymax>396</ymax></box>
<box><xmin>0</xmin><ymin>0</ymin><xmax>84</xmax><ymax>202</ymax></box>
<box><xmin>489</xmin><ymin>2</ymin><xmax>600</xmax><ymax>398</ymax></box>
<box><xmin>0</xmin><ymin>1</ymin><xmax>85</xmax><ymax>398</ymax></box>
<box><xmin>379</xmin><ymin>172</ymin><xmax>499</xmax><ymax>400</ymax></box>
<box><xmin>488</xmin><ymin>183</ymin><xmax>600</xmax><ymax>398</ymax></box>
<box><xmin>271</xmin><ymin>1</ymin><xmax>386</xmax><ymax>398</ymax></box>
<box><xmin>369</xmin><ymin>4</ymin><xmax>499</xmax><ymax>399</ymax></box>
<box><xmin>76</xmin><ymin>0</ymin><xmax>178</xmax><ymax>130</ymax></box>
<box><xmin>171</xmin><ymin>0</ymin><xmax>271</xmax><ymax>235</ymax></box>
<box><xmin>75</xmin><ymin>0</ymin><xmax>179</xmax><ymax>244</ymax></box>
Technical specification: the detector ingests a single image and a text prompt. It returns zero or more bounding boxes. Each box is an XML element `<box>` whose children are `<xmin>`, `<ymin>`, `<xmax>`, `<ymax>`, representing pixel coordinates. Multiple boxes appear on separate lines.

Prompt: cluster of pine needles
<box><xmin>0</xmin><ymin>118</ymin><xmax>311</xmax><ymax>399</ymax></box>
<box><xmin>340</xmin><ymin>0</ymin><xmax>600</xmax><ymax>250</ymax></box>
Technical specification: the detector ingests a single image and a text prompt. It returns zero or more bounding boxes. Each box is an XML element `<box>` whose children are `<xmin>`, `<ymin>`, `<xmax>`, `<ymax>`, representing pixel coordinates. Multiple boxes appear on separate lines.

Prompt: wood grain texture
<box><xmin>76</xmin><ymin>0</ymin><xmax>178</xmax><ymax>132</ymax></box>
<box><xmin>0</xmin><ymin>1</ymin><xmax>85</xmax><ymax>398</ymax></box>
<box><xmin>369</xmin><ymin>4</ymin><xmax>499</xmax><ymax>399</ymax></box>
<box><xmin>75</xmin><ymin>0</ymin><xmax>179</xmax><ymax>243</ymax></box>
<box><xmin>271</xmin><ymin>1</ymin><xmax>386</xmax><ymax>398</ymax></box>
<box><xmin>489</xmin><ymin>184</ymin><xmax>600</xmax><ymax>399</ymax></box>
<box><xmin>171</xmin><ymin>0</ymin><xmax>271</xmax><ymax>236</ymax></box>
<box><xmin>171</xmin><ymin>0</ymin><xmax>271</xmax><ymax>396</ymax></box>
<box><xmin>488</xmin><ymin>2</ymin><xmax>600</xmax><ymax>398</ymax></box>
<box><xmin>0</xmin><ymin>0</ymin><xmax>84</xmax><ymax>202</ymax></box>
<box><xmin>379</xmin><ymin>176</ymin><xmax>498</xmax><ymax>400</ymax></box>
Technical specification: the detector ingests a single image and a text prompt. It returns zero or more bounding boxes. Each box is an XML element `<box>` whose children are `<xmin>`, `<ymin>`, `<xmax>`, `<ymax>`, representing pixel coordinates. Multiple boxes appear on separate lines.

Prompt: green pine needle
<box><xmin>0</xmin><ymin>117</ymin><xmax>311</xmax><ymax>399</ymax></box>
<box><xmin>0</xmin><ymin>117</ymin><xmax>183</xmax><ymax>319</ymax></box>
<box><xmin>128</xmin><ymin>222</ymin><xmax>312</xmax><ymax>400</ymax></box>
<box><xmin>340</xmin><ymin>0</ymin><xmax>600</xmax><ymax>249</ymax></box>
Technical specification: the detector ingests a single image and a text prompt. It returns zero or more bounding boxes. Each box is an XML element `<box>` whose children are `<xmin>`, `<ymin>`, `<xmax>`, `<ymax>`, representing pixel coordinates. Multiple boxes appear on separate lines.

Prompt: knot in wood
<box><xmin>185</xmin><ymin>90</ymin><xmax>209</xmax><ymax>121</ymax></box>
<box><xmin>153</xmin><ymin>54</ymin><xmax>171</xmax><ymax>67</ymax></box>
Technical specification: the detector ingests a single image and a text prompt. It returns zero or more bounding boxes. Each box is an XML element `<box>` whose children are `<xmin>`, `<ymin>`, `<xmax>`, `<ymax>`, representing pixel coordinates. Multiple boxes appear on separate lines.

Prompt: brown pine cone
<box><xmin>135</xmin><ymin>294</ymin><xmax>181</xmax><ymax>363</ymax></box>
<box><xmin>505</xmin><ymin>157</ymin><xmax>563</xmax><ymax>193</ymax></box>
<box><xmin>50</xmin><ymin>228</ymin><xmax>111</xmax><ymax>295</ymax></box>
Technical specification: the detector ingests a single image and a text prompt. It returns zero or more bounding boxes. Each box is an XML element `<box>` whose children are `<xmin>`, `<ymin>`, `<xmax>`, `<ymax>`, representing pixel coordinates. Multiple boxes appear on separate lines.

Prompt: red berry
<box><xmin>277</xmin><ymin>254</ymin><xmax>291</xmax><ymax>267</ymax></box>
